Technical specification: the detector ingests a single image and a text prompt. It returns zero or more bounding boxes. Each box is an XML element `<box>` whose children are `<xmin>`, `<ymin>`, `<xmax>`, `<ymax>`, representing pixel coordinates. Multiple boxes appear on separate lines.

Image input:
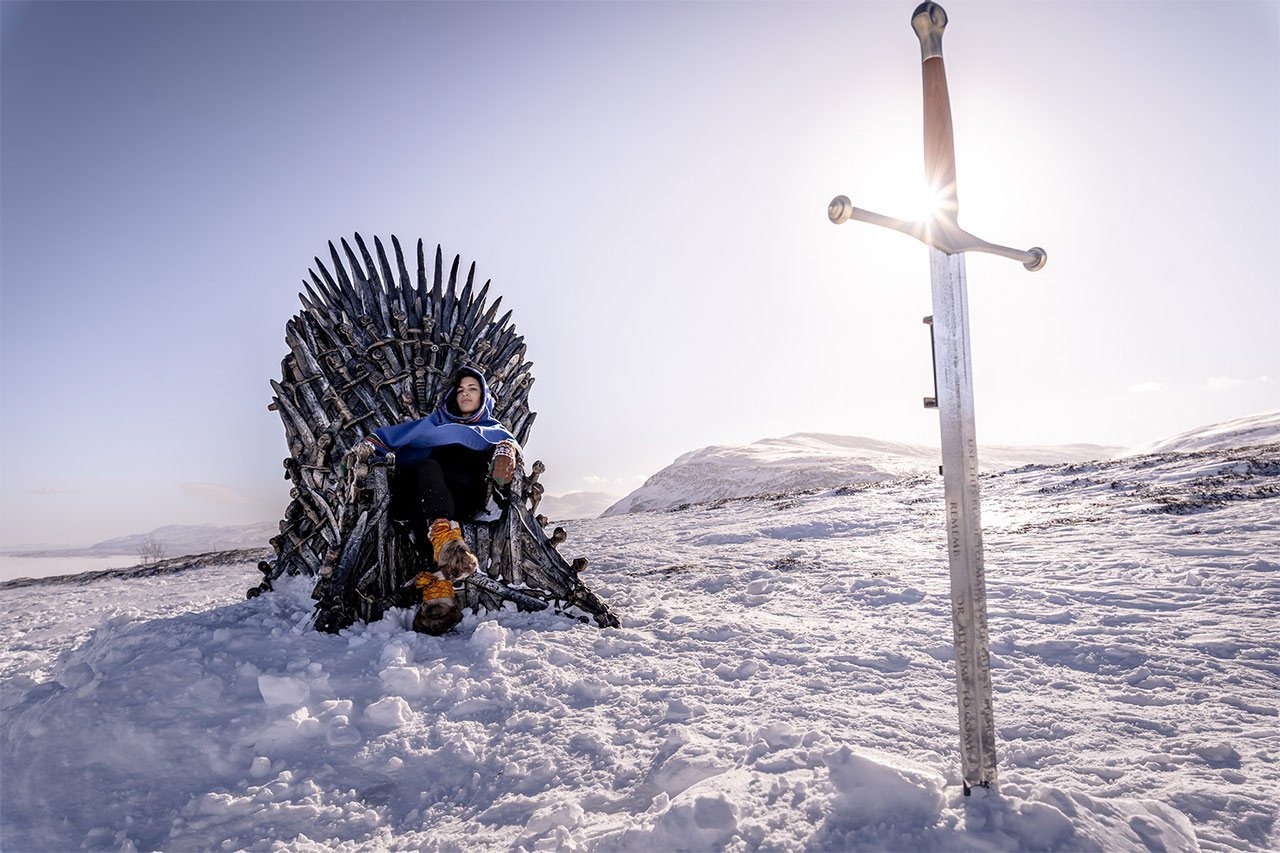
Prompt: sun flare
<box><xmin>903</xmin><ymin>184</ymin><xmax>949</xmax><ymax>223</ymax></box>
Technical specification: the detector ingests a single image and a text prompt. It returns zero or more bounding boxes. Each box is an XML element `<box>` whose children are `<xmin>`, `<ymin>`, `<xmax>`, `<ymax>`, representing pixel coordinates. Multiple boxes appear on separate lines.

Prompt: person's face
<box><xmin>456</xmin><ymin>377</ymin><xmax>483</xmax><ymax>415</ymax></box>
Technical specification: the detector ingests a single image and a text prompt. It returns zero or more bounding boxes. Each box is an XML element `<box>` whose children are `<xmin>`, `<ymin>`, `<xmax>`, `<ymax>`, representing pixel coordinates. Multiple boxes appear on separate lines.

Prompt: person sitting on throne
<box><xmin>357</xmin><ymin>366</ymin><xmax>520</xmax><ymax>634</ymax></box>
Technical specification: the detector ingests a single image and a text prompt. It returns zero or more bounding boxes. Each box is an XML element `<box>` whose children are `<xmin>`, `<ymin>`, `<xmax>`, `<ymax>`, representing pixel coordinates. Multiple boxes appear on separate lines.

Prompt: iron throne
<box><xmin>248</xmin><ymin>234</ymin><xmax>619</xmax><ymax>633</ymax></box>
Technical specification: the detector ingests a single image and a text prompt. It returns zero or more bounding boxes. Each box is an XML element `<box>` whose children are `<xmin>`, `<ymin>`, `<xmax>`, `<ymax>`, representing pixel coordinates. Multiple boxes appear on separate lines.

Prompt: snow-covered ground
<box><xmin>604</xmin><ymin>433</ymin><xmax>1121</xmax><ymax>516</ymax></box>
<box><xmin>2</xmin><ymin>440</ymin><xmax>1277</xmax><ymax>851</ymax></box>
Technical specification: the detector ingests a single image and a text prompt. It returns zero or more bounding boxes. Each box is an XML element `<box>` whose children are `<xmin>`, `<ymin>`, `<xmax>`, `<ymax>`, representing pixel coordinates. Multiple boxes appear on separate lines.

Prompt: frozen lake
<box><xmin>0</xmin><ymin>554</ymin><xmax>140</xmax><ymax>583</ymax></box>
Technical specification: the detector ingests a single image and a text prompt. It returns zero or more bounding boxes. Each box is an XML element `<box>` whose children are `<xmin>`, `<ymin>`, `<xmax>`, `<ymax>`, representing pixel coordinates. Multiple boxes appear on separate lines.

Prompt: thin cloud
<box><xmin>1207</xmin><ymin>376</ymin><xmax>1270</xmax><ymax>389</ymax></box>
<box><xmin>180</xmin><ymin>482</ymin><xmax>254</xmax><ymax>505</ymax></box>
<box><xmin>1128</xmin><ymin>382</ymin><xmax>1168</xmax><ymax>394</ymax></box>
<box><xmin>30</xmin><ymin>487</ymin><xmax>68</xmax><ymax>495</ymax></box>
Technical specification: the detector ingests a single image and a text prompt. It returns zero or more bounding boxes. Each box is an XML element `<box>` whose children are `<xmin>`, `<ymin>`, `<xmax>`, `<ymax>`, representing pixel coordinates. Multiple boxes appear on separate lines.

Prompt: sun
<box><xmin>916</xmin><ymin>184</ymin><xmax>948</xmax><ymax>223</ymax></box>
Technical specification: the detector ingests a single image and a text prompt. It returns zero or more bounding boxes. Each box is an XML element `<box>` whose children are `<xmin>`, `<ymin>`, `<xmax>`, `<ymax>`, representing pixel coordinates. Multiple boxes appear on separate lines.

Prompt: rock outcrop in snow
<box><xmin>604</xmin><ymin>432</ymin><xmax>1120</xmax><ymax>516</ymax></box>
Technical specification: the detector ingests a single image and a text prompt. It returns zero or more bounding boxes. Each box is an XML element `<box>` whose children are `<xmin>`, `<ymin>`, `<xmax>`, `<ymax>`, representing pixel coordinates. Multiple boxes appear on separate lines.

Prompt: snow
<box><xmin>604</xmin><ymin>432</ymin><xmax>1121</xmax><ymax>516</ymax></box>
<box><xmin>259</xmin><ymin>673</ymin><xmax>313</xmax><ymax>706</ymax></box>
<box><xmin>2</xmin><ymin>438</ymin><xmax>1277</xmax><ymax>850</ymax></box>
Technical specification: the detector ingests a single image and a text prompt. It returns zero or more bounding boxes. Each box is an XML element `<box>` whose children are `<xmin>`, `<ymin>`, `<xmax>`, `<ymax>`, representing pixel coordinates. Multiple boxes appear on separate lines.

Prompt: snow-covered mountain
<box><xmin>1121</xmin><ymin>409</ymin><xmax>1280</xmax><ymax>457</ymax></box>
<box><xmin>3</xmin><ymin>433</ymin><xmax>1276</xmax><ymax>850</ymax></box>
<box><xmin>604</xmin><ymin>433</ymin><xmax>1120</xmax><ymax>516</ymax></box>
<box><xmin>538</xmin><ymin>491</ymin><xmax>619</xmax><ymax>522</ymax></box>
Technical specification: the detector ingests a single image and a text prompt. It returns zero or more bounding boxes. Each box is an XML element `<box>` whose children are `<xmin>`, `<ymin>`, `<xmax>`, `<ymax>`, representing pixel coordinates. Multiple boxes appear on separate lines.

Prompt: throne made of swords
<box><xmin>248</xmin><ymin>234</ymin><xmax>619</xmax><ymax>633</ymax></box>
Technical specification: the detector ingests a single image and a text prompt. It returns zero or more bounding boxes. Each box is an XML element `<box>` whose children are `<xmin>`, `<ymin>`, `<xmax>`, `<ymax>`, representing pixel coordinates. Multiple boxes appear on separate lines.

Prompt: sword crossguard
<box><xmin>828</xmin><ymin>196</ymin><xmax>1046</xmax><ymax>271</ymax></box>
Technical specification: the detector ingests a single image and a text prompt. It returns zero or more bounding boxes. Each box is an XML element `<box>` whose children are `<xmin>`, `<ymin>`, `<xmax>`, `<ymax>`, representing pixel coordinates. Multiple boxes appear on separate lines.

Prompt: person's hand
<box><xmin>352</xmin><ymin>438</ymin><xmax>376</xmax><ymax>463</ymax></box>
<box><xmin>490</xmin><ymin>440</ymin><xmax>519</xmax><ymax>486</ymax></box>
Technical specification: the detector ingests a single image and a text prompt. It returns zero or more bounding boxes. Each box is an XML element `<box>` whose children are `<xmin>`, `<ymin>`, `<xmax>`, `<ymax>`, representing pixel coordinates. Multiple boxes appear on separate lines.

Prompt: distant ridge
<box><xmin>7</xmin><ymin>522</ymin><xmax>276</xmax><ymax>559</ymax></box>
<box><xmin>538</xmin><ymin>492</ymin><xmax>618</xmax><ymax>523</ymax></box>
<box><xmin>0</xmin><ymin>548</ymin><xmax>270</xmax><ymax>590</ymax></box>
<box><xmin>604</xmin><ymin>432</ymin><xmax>1121</xmax><ymax>516</ymax></box>
<box><xmin>1120</xmin><ymin>409</ymin><xmax>1280</xmax><ymax>457</ymax></box>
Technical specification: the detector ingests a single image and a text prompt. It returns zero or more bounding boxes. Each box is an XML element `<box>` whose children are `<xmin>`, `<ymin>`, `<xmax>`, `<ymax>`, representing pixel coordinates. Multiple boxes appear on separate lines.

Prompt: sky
<box><xmin>1</xmin><ymin>0</ymin><xmax>1277</xmax><ymax>548</ymax></box>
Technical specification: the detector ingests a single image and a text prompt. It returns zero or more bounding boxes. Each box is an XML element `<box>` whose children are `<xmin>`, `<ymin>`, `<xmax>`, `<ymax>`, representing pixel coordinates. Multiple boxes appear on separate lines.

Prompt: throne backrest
<box><xmin>270</xmin><ymin>234</ymin><xmax>535</xmax><ymax>474</ymax></box>
<box><xmin>267</xmin><ymin>234</ymin><xmax>535</xmax><ymax>580</ymax></box>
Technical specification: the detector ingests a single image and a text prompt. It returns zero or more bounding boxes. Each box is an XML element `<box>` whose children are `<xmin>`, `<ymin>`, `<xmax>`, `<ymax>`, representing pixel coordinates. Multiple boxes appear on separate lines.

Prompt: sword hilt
<box><xmin>827</xmin><ymin>1</ymin><xmax>1046</xmax><ymax>272</ymax></box>
<box><xmin>913</xmin><ymin>2</ymin><xmax>958</xmax><ymax>218</ymax></box>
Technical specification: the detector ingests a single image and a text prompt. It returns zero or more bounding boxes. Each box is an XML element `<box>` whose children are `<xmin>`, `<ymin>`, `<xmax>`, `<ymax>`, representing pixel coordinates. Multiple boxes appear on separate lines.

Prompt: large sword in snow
<box><xmin>828</xmin><ymin>2</ymin><xmax>1046</xmax><ymax>794</ymax></box>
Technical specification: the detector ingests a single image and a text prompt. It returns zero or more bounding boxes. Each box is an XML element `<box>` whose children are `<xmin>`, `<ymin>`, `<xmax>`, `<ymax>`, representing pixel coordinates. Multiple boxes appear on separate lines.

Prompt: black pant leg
<box><xmin>391</xmin><ymin>460</ymin><xmax>456</xmax><ymax>559</ymax></box>
<box><xmin>391</xmin><ymin>446</ymin><xmax>493</xmax><ymax>557</ymax></box>
<box><xmin>431</xmin><ymin>445</ymin><xmax>493</xmax><ymax>519</ymax></box>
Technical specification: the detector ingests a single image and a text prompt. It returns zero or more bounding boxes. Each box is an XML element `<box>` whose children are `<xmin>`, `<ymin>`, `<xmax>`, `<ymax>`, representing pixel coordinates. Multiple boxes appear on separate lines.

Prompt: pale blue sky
<box><xmin>2</xmin><ymin>0</ymin><xmax>1277</xmax><ymax>547</ymax></box>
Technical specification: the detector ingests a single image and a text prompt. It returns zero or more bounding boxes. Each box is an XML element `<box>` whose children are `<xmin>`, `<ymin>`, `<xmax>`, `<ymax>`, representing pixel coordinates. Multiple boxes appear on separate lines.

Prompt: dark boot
<box><xmin>411</xmin><ymin>571</ymin><xmax>462</xmax><ymax>635</ymax></box>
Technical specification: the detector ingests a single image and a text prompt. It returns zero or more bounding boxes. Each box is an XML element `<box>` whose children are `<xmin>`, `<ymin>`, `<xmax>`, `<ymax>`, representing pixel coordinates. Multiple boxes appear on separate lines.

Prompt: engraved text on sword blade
<box><xmin>929</xmin><ymin>247</ymin><xmax>997</xmax><ymax>788</ymax></box>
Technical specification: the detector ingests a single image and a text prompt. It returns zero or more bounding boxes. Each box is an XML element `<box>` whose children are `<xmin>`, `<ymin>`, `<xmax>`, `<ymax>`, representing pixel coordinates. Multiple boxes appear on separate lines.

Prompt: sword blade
<box><xmin>928</xmin><ymin>247</ymin><xmax>998</xmax><ymax>789</ymax></box>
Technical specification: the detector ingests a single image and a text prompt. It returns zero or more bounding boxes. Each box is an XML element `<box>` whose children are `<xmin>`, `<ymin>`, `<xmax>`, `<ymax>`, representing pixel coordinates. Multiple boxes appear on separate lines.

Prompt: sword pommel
<box><xmin>1023</xmin><ymin>247</ymin><xmax>1047</xmax><ymax>272</ymax></box>
<box><xmin>912</xmin><ymin>2</ymin><xmax>948</xmax><ymax>61</ymax></box>
<box><xmin>828</xmin><ymin>195</ymin><xmax>853</xmax><ymax>225</ymax></box>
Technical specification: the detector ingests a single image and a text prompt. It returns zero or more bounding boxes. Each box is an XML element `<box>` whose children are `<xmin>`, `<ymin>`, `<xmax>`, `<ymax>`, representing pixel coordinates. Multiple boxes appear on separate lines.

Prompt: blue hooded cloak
<box><xmin>367</xmin><ymin>367</ymin><xmax>518</xmax><ymax>465</ymax></box>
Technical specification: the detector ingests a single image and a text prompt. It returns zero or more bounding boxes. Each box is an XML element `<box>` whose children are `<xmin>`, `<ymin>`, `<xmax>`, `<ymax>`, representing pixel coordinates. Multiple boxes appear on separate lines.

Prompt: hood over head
<box><xmin>442</xmin><ymin>366</ymin><xmax>494</xmax><ymax>422</ymax></box>
<box><xmin>368</xmin><ymin>364</ymin><xmax>517</xmax><ymax>465</ymax></box>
